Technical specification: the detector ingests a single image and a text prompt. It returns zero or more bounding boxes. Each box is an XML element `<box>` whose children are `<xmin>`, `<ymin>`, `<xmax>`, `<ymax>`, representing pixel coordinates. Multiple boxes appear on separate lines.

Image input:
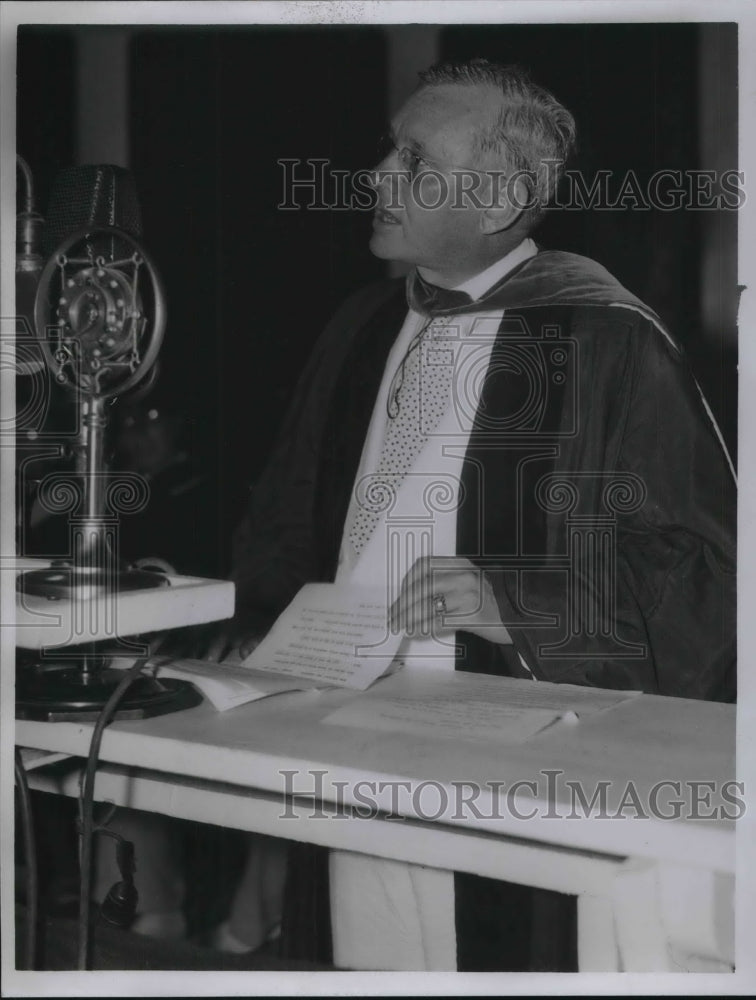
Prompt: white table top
<box><xmin>9</xmin><ymin>558</ymin><xmax>235</xmax><ymax>648</ymax></box>
<box><xmin>16</xmin><ymin>668</ymin><xmax>736</xmax><ymax>875</ymax></box>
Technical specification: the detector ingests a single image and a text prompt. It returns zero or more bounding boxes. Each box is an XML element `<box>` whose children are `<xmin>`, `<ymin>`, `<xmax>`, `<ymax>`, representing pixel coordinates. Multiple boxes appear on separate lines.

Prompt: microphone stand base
<box><xmin>16</xmin><ymin>565</ymin><xmax>171</xmax><ymax>601</ymax></box>
<box><xmin>15</xmin><ymin>661</ymin><xmax>202</xmax><ymax>722</ymax></box>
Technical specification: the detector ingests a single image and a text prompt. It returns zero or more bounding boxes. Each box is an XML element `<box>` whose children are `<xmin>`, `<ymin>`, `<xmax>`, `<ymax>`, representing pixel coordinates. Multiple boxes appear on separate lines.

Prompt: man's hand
<box><xmin>202</xmin><ymin>628</ymin><xmax>263</xmax><ymax>662</ymax></box>
<box><xmin>389</xmin><ymin>555</ymin><xmax>512</xmax><ymax>644</ymax></box>
<box><xmin>238</xmin><ymin>634</ymin><xmax>263</xmax><ymax>659</ymax></box>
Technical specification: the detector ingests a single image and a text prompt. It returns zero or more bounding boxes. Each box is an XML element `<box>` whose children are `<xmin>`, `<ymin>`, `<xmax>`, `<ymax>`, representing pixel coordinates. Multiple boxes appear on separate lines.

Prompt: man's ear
<box><xmin>479</xmin><ymin>172</ymin><xmax>532</xmax><ymax>235</ymax></box>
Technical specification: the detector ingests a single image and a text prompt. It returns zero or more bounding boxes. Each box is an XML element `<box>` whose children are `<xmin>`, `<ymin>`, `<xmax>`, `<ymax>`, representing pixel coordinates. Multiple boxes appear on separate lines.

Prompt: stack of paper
<box><xmin>322</xmin><ymin>667</ymin><xmax>640</xmax><ymax>745</ymax></box>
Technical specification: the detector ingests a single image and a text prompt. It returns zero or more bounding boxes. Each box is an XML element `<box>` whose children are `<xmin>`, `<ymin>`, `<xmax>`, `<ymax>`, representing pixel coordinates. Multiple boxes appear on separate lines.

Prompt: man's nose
<box><xmin>369</xmin><ymin>152</ymin><xmax>394</xmax><ymax>187</ymax></box>
<box><xmin>372</xmin><ymin>138</ymin><xmax>402</xmax><ymax>174</ymax></box>
<box><xmin>368</xmin><ymin>158</ymin><xmax>407</xmax><ymax>208</ymax></box>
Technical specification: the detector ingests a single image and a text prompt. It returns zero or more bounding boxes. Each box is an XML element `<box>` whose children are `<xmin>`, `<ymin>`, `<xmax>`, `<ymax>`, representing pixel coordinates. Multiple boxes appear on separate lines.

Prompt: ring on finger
<box><xmin>432</xmin><ymin>593</ymin><xmax>447</xmax><ymax>617</ymax></box>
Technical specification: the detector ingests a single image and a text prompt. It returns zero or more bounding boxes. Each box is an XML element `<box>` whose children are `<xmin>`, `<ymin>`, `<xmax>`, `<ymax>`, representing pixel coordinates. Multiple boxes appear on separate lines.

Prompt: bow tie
<box><xmin>406</xmin><ymin>270</ymin><xmax>474</xmax><ymax>317</ymax></box>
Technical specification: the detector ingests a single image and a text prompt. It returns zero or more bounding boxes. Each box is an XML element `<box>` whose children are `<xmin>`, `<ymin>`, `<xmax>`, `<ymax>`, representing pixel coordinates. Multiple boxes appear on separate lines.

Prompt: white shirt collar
<box><xmin>453</xmin><ymin>237</ymin><xmax>538</xmax><ymax>301</ymax></box>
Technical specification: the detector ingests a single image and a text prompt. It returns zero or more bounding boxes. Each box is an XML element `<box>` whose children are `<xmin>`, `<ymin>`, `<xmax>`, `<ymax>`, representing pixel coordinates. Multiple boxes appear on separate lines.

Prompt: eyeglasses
<box><xmin>376</xmin><ymin>134</ymin><xmax>428</xmax><ymax>181</ymax></box>
<box><xmin>376</xmin><ymin>132</ymin><xmax>481</xmax><ymax>182</ymax></box>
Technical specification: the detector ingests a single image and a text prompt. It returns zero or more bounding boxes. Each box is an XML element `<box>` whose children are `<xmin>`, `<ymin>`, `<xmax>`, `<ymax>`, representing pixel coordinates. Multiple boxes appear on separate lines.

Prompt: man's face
<box><xmin>369</xmin><ymin>83</ymin><xmax>504</xmax><ymax>285</ymax></box>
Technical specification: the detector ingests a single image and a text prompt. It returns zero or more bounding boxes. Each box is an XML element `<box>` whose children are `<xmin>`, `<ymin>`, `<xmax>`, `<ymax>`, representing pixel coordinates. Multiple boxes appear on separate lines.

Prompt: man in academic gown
<box><xmin>224</xmin><ymin>59</ymin><xmax>735</xmax><ymax>970</ymax></box>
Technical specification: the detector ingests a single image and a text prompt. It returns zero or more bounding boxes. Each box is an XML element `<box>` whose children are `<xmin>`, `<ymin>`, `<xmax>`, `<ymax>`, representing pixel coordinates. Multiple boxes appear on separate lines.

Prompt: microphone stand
<box><xmin>16</xmin><ymin>223</ymin><xmax>201</xmax><ymax>721</ymax></box>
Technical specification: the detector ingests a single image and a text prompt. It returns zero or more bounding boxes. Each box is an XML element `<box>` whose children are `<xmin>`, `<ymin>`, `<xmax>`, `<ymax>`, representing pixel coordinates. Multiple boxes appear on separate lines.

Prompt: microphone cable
<box><xmin>76</xmin><ymin>633</ymin><xmax>169</xmax><ymax>970</ymax></box>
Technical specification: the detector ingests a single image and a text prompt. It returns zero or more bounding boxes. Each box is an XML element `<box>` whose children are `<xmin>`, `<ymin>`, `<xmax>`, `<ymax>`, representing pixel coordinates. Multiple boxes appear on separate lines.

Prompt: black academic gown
<box><xmin>229</xmin><ymin>250</ymin><xmax>736</xmax><ymax>968</ymax></box>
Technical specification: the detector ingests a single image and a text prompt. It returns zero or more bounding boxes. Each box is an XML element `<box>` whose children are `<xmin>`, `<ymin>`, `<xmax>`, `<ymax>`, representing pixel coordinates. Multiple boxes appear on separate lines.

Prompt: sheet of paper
<box><xmin>111</xmin><ymin>656</ymin><xmax>313</xmax><ymax>711</ymax></box>
<box><xmin>323</xmin><ymin>669</ymin><xmax>560</xmax><ymax>744</ymax></box>
<box><xmin>457</xmin><ymin>675</ymin><xmax>643</xmax><ymax>716</ymax></box>
<box><xmin>149</xmin><ymin>658</ymin><xmax>315</xmax><ymax>711</ymax></box>
<box><xmin>322</xmin><ymin>667</ymin><xmax>641</xmax><ymax>745</ymax></box>
<box><xmin>241</xmin><ymin>582</ymin><xmax>402</xmax><ymax>690</ymax></box>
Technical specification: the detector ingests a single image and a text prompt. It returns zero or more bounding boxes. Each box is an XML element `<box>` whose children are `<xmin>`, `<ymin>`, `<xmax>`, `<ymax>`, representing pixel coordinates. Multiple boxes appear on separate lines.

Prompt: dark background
<box><xmin>17</xmin><ymin>22</ymin><xmax>738</xmax><ymax>577</ymax></box>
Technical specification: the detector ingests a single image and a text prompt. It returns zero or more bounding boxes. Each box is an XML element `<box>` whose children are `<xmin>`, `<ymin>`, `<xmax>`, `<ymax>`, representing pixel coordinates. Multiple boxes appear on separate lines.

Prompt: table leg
<box><xmin>577</xmin><ymin>892</ymin><xmax>620</xmax><ymax>971</ymax></box>
<box><xmin>610</xmin><ymin>858</ymin><xmax>734</xmax><ymax>972</ymax></box>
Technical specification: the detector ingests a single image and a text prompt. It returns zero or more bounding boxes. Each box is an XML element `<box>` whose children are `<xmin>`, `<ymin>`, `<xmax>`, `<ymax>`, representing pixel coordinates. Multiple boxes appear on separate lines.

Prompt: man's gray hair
<box><xmin>418</xmin><ymin>58</ymin><xmax>577</xmax><ymax>208</ymax></box>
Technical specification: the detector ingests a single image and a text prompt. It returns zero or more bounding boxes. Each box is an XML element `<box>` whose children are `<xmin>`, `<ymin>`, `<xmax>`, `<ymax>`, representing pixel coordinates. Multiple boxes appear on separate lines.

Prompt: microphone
<box><xmin>36</xmin><ymin>165</ymin><xmax>159</xmax><ymax>398</ymax></box>
<box><xmin>16</xmin><ymin>156</ymin><xmax>45</xmax><ymax>375</ymax></box>
<box><xmin>19</xmin><ymin>163</ymin><xmax>166</xmax><ymax>598</ymax></box>
<box><xmin>17</xmin><ymin>163</ymin><xmax>145</xmax><ymax>378</ymax></box>
<box><xmin>16</xmin><ymin>163</ymin><xmax>202</xmax><ymax>723</ymax></box>
<box><xmin>16</xmin><ymin>156</ymin><xmax>44</xmax><ymax>280</ymax></box>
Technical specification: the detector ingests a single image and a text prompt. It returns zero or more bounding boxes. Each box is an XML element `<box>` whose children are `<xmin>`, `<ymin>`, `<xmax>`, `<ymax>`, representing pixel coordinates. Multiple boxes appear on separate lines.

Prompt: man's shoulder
<box><xmin>479</xmin><ymin>248</ymin><xmax>675</xmax><ymax>346</ymax></box>
<box><xmin>482</xmin><ymin>249</ymin><xmax>653</xmax><ymax>314</ymax></box>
